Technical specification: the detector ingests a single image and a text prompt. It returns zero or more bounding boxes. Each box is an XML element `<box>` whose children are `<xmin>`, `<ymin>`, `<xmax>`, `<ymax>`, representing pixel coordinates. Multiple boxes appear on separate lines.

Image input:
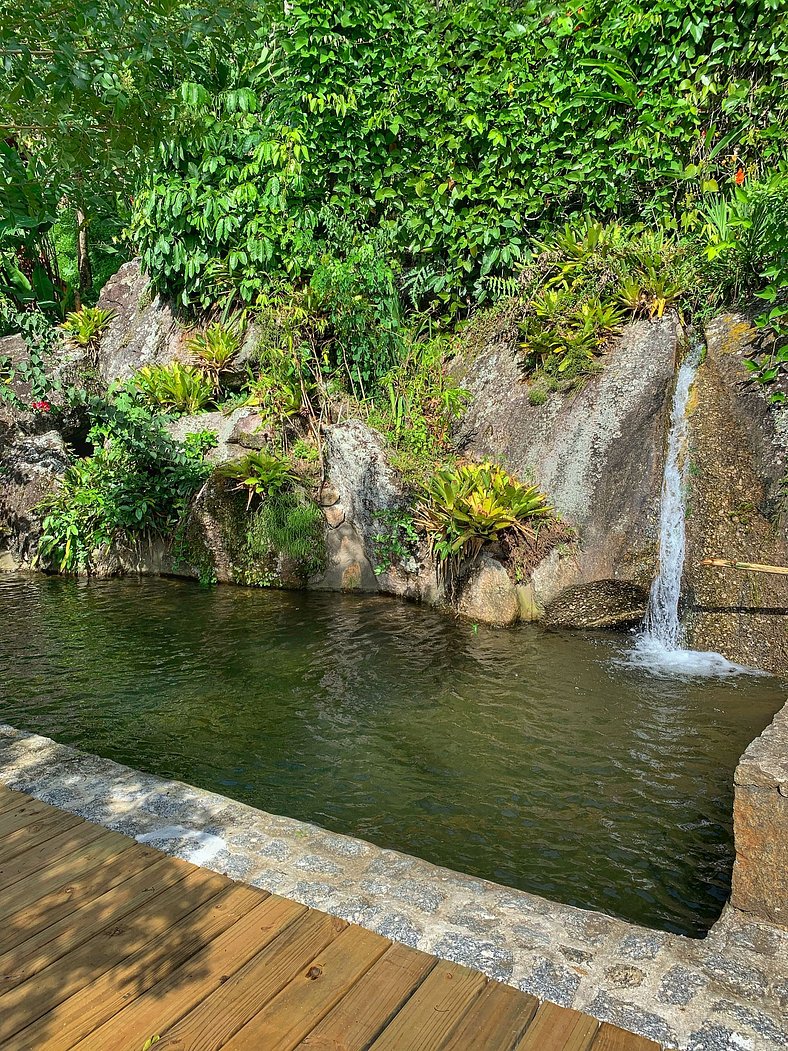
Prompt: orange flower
<box><xmin>735</xmin><ymin>168</ymin><xmax>745</xmax><ymax>185</ymax></box>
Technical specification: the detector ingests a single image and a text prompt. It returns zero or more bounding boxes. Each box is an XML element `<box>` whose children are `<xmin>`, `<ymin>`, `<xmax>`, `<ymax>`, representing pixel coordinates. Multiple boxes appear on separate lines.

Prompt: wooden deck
<box><xmin>0</xmin><ymin>785</ymin><xmax>662</xmax><ymax>1051</ymax></box>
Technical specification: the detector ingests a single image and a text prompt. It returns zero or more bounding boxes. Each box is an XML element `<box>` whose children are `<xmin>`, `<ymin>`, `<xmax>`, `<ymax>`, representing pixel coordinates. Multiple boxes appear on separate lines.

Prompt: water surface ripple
<box><xmin>0</xmin><ymin>574</ymin><xmax>784</xmax><ymax>936</ymax></box>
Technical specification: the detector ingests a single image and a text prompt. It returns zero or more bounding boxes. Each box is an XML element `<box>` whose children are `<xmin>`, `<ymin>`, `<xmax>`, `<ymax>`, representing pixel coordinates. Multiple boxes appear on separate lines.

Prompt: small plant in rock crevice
<box><xmin>62</xmin><ymin>306</ymin><xmax>115</xmax><ymax>350</ymax></box>
<box><xmin>372</xmin><ymin>507</ymin><xmax>420</xmax><ymax>575</ymax></box>
<box><xmin>215</xmin><ymin>449</ymin><xmax>296</xmax><ymax>505</ymax></box>
<box><xmin>186</xmin><ymin>320</ymin><xmax>242</xmax><ymax>388</ymax></box>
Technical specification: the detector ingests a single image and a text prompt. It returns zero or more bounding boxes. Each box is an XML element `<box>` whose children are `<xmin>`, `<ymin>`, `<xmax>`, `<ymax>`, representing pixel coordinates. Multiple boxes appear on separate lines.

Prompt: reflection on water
<box><xmin>0</xmin><ymin>574</ymin><xmax>784</xmax><ymax>935</ymax></box>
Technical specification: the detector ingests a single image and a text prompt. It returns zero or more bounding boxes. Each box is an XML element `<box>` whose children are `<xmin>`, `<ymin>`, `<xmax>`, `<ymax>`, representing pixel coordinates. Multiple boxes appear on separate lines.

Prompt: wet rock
<box><xmin>542</xmin><ymin>579</ymin><xmax>648</xmax><ymax>629</ymax></box>
<box><xmin>456</xmin><ymin>553</ymin><xmax>520</xmax><ymax>625</ymax></box>
<box><xmin>453</xmin><ymin>315</ymin><xmax>677</xmax><ymax>625</ymax></box>
<box><xmin>683</xmin><ymin>313</ymin><xmax>788</xmax><ymax>674</ymax></box>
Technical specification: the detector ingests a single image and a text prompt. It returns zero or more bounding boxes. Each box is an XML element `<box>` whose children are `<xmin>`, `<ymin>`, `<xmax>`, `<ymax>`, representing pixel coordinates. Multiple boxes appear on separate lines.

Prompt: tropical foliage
<box><xmin>416</xmin><ymin>462</ymin><xmax>553</xmax><ymax>563</ymax></box>
<box><xmin>215</xmin><ymin>450</ymin><xmax>296</xmax><ymax>503</ymax></box>
<box><xmin>37</xmin><ymin>397</ymin><xmax>215</xmax><ymax>572</ymax></box>
<box><xmin>133</xmin><ymin>362</ymin><xmax>215</xmax><ymax>415</ymax></box>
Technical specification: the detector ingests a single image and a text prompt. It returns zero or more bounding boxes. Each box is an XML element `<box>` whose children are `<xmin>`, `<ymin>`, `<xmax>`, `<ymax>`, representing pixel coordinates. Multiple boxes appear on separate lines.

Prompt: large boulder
<box><xmin>96</xmin><ymin>259</ymin><xmax>259</xmax><ymax>387</ymax></box>
<box><xmin>683</xmin><ymin>314</ymin><xmax>788</xmax><ymax>674</ymax></box>
<box><xmin>456</xmin><ymin>553</ymin><xmax>519</xmax><ymax>625</ymax></box>
<box><xmin>94</xmin><ymin>259</ymin><xmax>188</xmax><ymax>384</ymax></box>
<box><xmin>453</xmin><ymin>316</ymin><xmax>678</xmax><ymax>626</ymax></box>
<box><xmin>313</xmin><ymin>420</ymin><xmax>411</xmax><ymax>593</ymax></box>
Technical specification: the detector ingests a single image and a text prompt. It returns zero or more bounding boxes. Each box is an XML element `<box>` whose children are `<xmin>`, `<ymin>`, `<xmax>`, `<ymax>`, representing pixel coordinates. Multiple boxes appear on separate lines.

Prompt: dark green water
<box><xmin>0</xmin><ymin>574</ymin><xmax>784</xmax><ymax>935</ymax></box>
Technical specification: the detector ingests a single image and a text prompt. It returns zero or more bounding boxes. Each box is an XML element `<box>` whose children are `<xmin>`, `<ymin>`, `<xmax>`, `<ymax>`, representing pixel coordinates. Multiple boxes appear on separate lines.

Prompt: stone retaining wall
<box><xmin>731</xmin><ymin>700</ymin><xmax>788</xmax><ymax>927</ymax></box>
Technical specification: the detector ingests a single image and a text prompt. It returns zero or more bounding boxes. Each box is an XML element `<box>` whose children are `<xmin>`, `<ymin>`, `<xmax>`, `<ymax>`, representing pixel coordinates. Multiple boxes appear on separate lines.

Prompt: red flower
<box><xmin>31</xmin><ymin>400</ymin><xmax>51</xmax><ymax>413</ymax></box>
<box><xmin>734</xmin><ymin>168</ymin><xmax>745</xmax><ymax>186</ymax></box>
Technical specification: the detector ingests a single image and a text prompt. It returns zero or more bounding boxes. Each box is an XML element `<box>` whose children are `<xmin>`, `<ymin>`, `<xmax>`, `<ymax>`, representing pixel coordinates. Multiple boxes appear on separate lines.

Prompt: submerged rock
<box><xmin>453</xmin><ymin>315</ymin><xmax>678</xmax><ymax>627</ymax></box>
<box><xmin>683</xmin><ymin>314</ymin><xmax>788</xmax><ymax>674</ymax></box>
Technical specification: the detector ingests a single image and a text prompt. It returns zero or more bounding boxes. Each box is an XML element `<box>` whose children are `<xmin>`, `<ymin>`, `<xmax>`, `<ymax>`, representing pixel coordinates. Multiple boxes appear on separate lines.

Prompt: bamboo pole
<box><xmin>699</xmin><ymin>558</ymin><xmax>788</xmax><ymax>576</ymax></box>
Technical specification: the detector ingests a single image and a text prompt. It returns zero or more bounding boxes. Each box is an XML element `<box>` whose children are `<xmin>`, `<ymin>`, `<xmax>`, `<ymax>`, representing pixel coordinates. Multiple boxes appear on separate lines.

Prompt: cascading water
<box><xmin>643</xmin><ymin>347</ymin><xmax>699</xmax><ymax>649</ymax></box>
<box><xmin>628</xmin><ymin>345</ymin><xmax>754</xmax><ymax>676</ymax></box>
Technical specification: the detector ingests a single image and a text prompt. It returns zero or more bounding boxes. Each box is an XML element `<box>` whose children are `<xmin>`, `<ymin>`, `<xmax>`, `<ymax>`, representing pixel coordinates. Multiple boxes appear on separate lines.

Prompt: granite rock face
<box><xmin>314</xmin><ymin>420</ymin><xmax>411</xmax><ymax>593</ymax></box>
<box><xmin>0</xmin><ymin>415</ymin><xmax>70</xmax><ymax>566</ymax></box>
<box><xmin>94</xmin><ymin>259</ymin><xmax>188</xmax><ymax>384</ymax></box>
<box><xmin>453</xmin><ymin>316</ymin><xmax>678</xmax><ymax>628</ymax></box>
<box><xmin>683</xmin><ymin>314</ymin><xmax>788</xmax><ymax>674</ymax></box>
<box><xmin>731</xmin><ymin>700</ymin><xmax>788</xmax><ymax>927</ymax></box>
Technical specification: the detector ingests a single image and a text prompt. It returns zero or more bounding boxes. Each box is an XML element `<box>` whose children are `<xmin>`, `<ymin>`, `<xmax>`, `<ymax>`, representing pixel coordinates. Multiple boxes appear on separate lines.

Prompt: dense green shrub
<box><xmin>130</xmin><ymin>0</ymin><xmax>788</xmax><ymax>324</ymax></box>
<box><xmin>37</xmin><ymin>396</ymin><xmax>215</xmax><ymax>572</ymax></box>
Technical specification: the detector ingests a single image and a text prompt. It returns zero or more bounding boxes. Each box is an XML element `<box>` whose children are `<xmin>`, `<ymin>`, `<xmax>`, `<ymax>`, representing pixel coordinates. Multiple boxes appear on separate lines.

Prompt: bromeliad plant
<box><xmin>416</xmin><ymin>461</ymin><xmax>552</xmax><ymax>565</ymax></box>
<box><xmin>133</xmin><ymin>361</ymin><xmax>215</xmax><ymax>415</ymax></box>
<box><xmin>62</xmin><ymin>306</ymin><xmax>115</xmax><ymax>349</ymax></box>
<box><xmin>215</xmin><ymin>450</ymin><xmax>296</xmax><ymax>505</ymax></box>
<box><xmin>186</xmin><ymin>320</ymin><xmax>241</xmax><ymax>387</ymax></box>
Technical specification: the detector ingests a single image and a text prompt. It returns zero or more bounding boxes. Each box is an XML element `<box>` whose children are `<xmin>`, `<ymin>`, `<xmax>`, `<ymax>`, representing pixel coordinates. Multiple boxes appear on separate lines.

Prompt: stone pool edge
<box><xmin>0</xmin><ymin>723</ymin><xmax>786</xmax><ymax>1051</ymax></box>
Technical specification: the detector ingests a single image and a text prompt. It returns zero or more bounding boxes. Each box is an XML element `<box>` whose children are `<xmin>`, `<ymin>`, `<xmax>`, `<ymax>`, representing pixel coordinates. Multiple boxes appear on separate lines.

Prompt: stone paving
<box><xmin>1</xmin><ymin>724</ymin><xmax>785</xmax><ymax>1050</ymax></box>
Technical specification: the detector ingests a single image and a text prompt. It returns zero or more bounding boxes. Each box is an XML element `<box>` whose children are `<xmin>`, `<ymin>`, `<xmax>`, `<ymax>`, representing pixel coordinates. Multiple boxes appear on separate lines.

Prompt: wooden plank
<box><xmin>591</xmin><ymin>1022</ymin><xmax>662</xmax><ymax>1051</ymax></box>
<box><xmin>71</xmin><ymin>893</ymin><xmax>308</xmax><ymax>1051</ymax></box>
<box><xmin>515</xmin><ymin>1002</ymin><xmax>599</xmax><ymax>1051</ymax></box>
<box><xmin>0</xmin><ymin>808</ymin><xmax>83</xmax><ymax>864</ymax></box>
<box><xmin>0</xmin><ymin>789</ymin><xmax>35</xmax><ymax>815</ymax></box>
<box><xmin>440</xmin><ymin>981</ymin><xmax>539</xmax><ymax>1051</ymax></box>
<box><xmin>368</xmin><ymin>959</ymin><xmax>488</xmax><ymax>1051</ymax></box>
<box><xmin>224</xmin><ymin>923</ymin><xmax>391</xmax><ymax>1051</ymax></box>
<box><xmin>0</xmin><ymin>864</ymin><xmax>225</xmax><ymax>1043</ymax></box>
<box><xmin>0</xmin><ymin>833</ymin><xmax>145</xmax><ymax>930</ymax></box>
<box><xmin>0</xmin><ymin>841</ymin><xmax>162</xmax><ymax>956</ymax></box>
<box><xmin>0</xmin><ymin>820</ymin><xmax>108</xmax><ymax>893</ymax></box>
<box><xmin>153</xmin><ymin>909</ymin><xmax>348</xmax><ymax>1051</ymax></box>
<box><xmin>0</xmin><ymin>854</ymin><xmax>194</xmax><ymax>994</ymax></box>
<box><xmin>7</xmin><ymin>882</ymin><xmax>265</xmax><ymax>1051</ymax></box>
<box><xmin>298</xmin><ymin>943</ymin><xmax>437</xmax><ymax>1051</ymax></box>
<box><xmin>0</xmin><ymin>796</ymin><xmax>52</xmax><ymax>835</ymax></box>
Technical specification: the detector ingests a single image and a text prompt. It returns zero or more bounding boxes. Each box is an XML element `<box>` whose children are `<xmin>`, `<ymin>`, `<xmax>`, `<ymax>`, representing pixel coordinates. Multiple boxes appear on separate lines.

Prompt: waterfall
<box><xmin>643</xmin><ymin>348</ymin><xmax>699</xmax><ymax>648</ymax></box>
<box><xmin>627</xmin><ymin>345</ymin><xmax>754</xmax><ymax>676</ymax></box>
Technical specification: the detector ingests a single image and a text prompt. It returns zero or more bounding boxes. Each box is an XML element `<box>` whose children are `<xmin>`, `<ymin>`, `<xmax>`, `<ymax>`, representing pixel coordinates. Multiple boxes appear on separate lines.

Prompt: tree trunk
<box><xmin>76</xmin><ymin>207</ymin><xmax>92</xmax><ymax>303</ymax></box>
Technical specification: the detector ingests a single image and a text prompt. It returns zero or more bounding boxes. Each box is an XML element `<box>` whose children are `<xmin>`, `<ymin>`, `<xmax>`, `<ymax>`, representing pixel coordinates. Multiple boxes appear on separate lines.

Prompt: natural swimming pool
<box><xmin>0</xmin><ymin>573</ymin><xmax>784</xmax><ymax>936</ymax></box>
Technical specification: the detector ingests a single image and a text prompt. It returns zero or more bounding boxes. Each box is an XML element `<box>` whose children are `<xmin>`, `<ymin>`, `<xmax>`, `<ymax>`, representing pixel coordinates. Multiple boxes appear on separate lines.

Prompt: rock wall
<box><xmin>731</xmin><ymin>699</ymin><xmax>788</xmax><ymax>927</ymax></box>
<box><xmin>453</xmin><ymin>315</ymin><xmax>679</xmax><ymax>626</ymax></box>
<box><xmin>684</xmin><ymin>315</ymin><xmax>788</xmax><ymax>674</ymax></box>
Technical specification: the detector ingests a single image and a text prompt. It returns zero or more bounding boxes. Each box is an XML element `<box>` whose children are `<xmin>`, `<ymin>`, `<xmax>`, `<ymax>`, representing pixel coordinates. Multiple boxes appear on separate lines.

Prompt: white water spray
<box><xmin>628</xmin><ymin>346</ymin><xmax>755</xmax><ymax>677</ymax></box>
